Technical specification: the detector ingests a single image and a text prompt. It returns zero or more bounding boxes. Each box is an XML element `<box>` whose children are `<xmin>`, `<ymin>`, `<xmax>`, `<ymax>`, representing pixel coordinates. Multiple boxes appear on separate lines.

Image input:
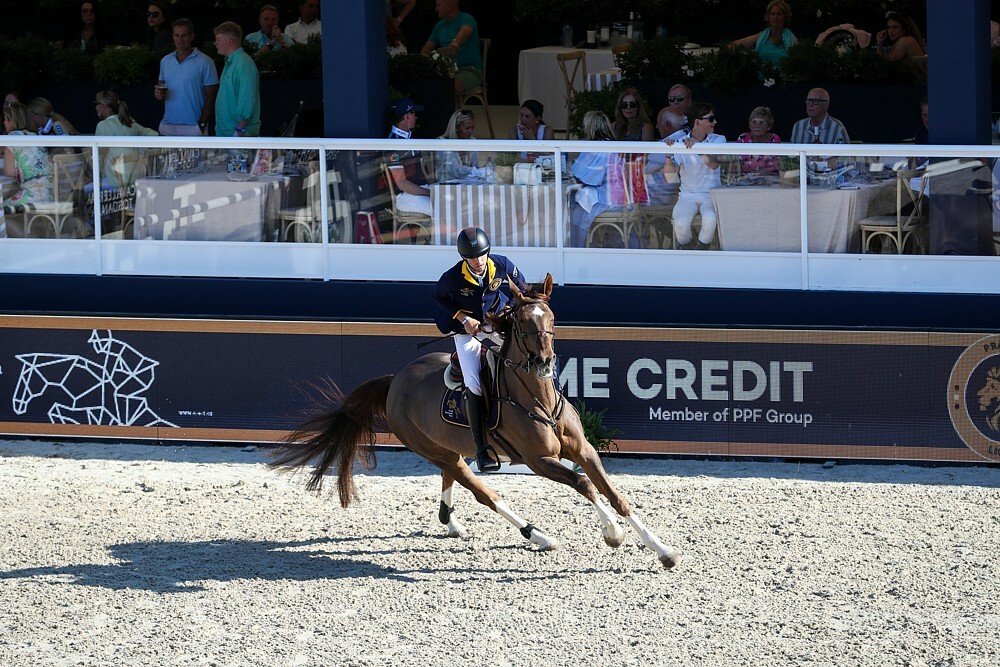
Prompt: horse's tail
<box><xmin>269</xmin><ymin>375</ymin><xmax>393</xmax><ymax>508</ymax></box>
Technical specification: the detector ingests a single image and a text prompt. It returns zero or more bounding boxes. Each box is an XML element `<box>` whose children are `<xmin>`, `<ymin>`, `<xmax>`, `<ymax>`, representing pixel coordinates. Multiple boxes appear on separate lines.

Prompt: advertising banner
<box><xmin>0</xmin><ymin>315</ymin><xmax>997</xmax><ymax>464</ymax></box>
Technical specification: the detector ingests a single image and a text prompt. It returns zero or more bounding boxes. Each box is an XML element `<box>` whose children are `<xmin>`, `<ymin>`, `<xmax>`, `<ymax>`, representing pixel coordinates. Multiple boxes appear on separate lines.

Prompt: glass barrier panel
<box><xmin>2</xmin><ymin>144</ymin><xmax>92</xmax><ymax>239</ymax></box>
<box><xmin>804</xmin><ymin>153</ymin><xmax>1000</xmax><ymax>258</ymax></box>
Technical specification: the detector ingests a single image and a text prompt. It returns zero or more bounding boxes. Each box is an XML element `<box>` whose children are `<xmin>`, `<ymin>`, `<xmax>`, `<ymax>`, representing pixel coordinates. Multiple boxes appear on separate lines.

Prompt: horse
<box><xmin>270</xmin><ymin>274</ymin><xmax>681</xmax><ymax>569</ymax></box>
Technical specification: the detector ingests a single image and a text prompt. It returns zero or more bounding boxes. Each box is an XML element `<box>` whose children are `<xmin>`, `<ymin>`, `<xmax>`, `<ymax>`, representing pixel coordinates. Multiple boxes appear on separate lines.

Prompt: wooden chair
<box><xmin>278</xmin><ymin>161</ymin><xmax>352</xmax><ymax>243</ymax></box>
<box><xmin>859</xmin><ymin>167</ymin><xmax>928</xmax><ymax>254</ymax></box>
<box><xmin>25</xmin><ymin>153</ymin><xmax>88</xmax><ymax>238</ymax></box>
<box><xmin>456</xmin><ymin>38</ymin><xmax>495</xmax><ymax>138</ymax></box>
<box><xmin>380</xmin><ymin>161</ymin><xmax>433</xmax><ymax>244</ymax></box>
<box><xmin>108</xmin><ymin>152</ymin><xmax>147</xmax><ymax>239</ymax></box>
<box><xmin>555</xmin><ymin>50</ymin><xmax>587</xmax><ymax>137</ymax></box>
<box><xmin>611</xmin><ymin>42</ymin><xmax>632</xmax><ymax>57</ymax></box>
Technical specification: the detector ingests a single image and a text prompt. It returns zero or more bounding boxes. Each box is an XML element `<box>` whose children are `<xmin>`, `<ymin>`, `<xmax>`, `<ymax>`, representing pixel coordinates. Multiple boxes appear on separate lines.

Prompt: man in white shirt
<box><xmin>663</xmin><ymin>102</ymin><xmax>727</xmax><ymax>250</ymax></box>
<box><xmin>284</xmin><ymin>0</ymin><xmax>321</xmax><ymax>45</ymax></box>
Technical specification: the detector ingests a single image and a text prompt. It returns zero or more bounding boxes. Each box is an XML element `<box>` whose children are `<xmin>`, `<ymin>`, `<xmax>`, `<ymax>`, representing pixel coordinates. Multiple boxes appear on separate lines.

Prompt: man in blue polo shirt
<box><xmin>154</xmin><ymin>19</ymin><xmax>219</xmax><ymax>136</ymax></box>
<box><xmin>421</xmin><ymin>0</ymin><xmax>482</xmax><ymax>97</ymax></box>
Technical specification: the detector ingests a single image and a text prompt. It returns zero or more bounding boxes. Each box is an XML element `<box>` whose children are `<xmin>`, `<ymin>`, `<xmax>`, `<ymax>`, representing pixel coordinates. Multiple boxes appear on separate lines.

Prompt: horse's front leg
<box><xmin>572</xmin><ymin>445</ymin><xmax>681</xmax><ymax>570</ymax></box>
<box><xmin>439</xmin><ymin>470</ymin><xmax>468</xmax><ymax>538</ymax></box>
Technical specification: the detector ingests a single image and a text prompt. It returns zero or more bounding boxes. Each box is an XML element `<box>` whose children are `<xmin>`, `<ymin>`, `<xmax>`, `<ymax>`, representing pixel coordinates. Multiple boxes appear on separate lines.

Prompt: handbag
<box><xmin>513</xmin><ymin>162</ymin><xmax>543</xmax><ymax>186</ymax></box>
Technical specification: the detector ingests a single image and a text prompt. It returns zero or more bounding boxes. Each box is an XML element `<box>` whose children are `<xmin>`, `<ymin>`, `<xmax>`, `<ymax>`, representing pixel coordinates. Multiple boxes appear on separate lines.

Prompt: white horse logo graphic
<box><xmin>13</xmin><ymin>330</ymin><xmax>177</xmax><ymax>427</ymax></box>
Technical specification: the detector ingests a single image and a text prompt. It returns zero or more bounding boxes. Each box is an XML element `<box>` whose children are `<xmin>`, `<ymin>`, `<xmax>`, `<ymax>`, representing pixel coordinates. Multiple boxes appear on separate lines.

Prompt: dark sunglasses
<box><xmin>667</xmin><ymin>95</ymin><xmax>687</xmax><ymax>103</ymax></box>
<box><xmin>147</xmin><ymin>11</ymin><xmax>161</xmax><ymax>18</ymax></box>
<box><xmin>700</xmin><ymin>115</ymin><xmax>717</xmax><ymax>123</ymax></box>
<box><xmin>619</xmin><ymin>100</ymin><xmax>639</xmax><ymax>109</ymax></box>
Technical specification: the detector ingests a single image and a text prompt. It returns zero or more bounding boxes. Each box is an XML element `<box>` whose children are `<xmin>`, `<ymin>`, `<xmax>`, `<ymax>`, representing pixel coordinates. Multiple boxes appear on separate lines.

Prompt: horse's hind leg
<box><xmin>573</xmin><ymin>448</ymin><xmax>681</xmax><ymax>569</ymax></box>
<box><xmin>439</xmin><ymin>470</ymin><xmax>468</xmax><ymax>538</ymax></box>
<box><xmin>434</xmin><ymin>453</ymin><xmax>559</xmax><ymax>551</ymax></box>
<box><xmin>525</xmin><ymin>456</ymin><xmax>625</xmax><ymax>549</ymax></box>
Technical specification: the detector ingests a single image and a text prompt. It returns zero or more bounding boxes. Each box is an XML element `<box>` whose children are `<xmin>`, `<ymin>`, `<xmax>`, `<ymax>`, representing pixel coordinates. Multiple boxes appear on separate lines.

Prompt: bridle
<box><xmin>494</xmin><ymin>299</ymin><xmax>564</xmax><ymax>431</ymax></box>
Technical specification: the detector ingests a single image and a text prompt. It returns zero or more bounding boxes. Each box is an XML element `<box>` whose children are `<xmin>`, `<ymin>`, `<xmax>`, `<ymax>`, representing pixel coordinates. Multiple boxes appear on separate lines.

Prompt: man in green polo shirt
<box><xmin>421</xmin><ymin>0</ymin><xmax>482</xmax><ymax>97</ymax></box>
<box><xmin>213</xmin><ymin>21</ymin><xmax>261</xmax><ymax>137</ymax></box>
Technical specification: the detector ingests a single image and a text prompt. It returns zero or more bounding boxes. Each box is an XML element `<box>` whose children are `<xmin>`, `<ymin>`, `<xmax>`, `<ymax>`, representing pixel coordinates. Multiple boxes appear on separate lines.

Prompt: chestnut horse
<box><xmin>270</xmin><ymin>274</ymin><xmax>681</xmax><ymax>569</ymax></box>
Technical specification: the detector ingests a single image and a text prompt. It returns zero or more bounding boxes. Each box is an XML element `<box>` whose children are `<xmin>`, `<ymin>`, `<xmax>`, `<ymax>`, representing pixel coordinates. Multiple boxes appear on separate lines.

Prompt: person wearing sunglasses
<box><xmin>613</xmin><ymin>88</ymin><xmax>654</xmax><ymax>142</ymax></box>
<box><xmin>789</xmin><ymin>88</ymin><xmax>849</xmax><ymax>144</ymax></box>
<box><xmin>730</xmin><ymin>0</ymin><xmax>797</xmax><ymax>67</ymax></box>
<box><xmin>146</xmin><ymin>3</ymin><xmax>171</xmax><ymax>52</ymax></box>
<box><xmin>665</xmin><ymin>83</ymin><xmax>693</xmax><ymax>118</ymax></box>
<box><xmin>663</xmin><ymin>102</ymin><xmax>726</xmax><ymax>250</ymax></box>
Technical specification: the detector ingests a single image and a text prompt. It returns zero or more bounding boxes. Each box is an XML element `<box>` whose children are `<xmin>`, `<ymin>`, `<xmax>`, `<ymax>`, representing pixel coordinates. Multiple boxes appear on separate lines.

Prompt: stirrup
<box><xmin>476</xmin><ymin>443</ymin><xmax>502</xmax><ymax>473</ymax></box>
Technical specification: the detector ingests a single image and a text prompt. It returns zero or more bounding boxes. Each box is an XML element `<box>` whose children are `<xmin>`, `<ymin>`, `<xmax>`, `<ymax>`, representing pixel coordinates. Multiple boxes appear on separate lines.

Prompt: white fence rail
<box><xmin>1</xmin><ymin>135</ymin><xmax>999</xmax><ymax>294</ymax></box>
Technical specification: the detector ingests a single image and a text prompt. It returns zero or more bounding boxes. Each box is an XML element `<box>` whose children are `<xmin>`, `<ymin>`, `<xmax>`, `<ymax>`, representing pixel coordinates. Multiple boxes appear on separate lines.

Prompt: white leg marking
<box><xmin>441</xmin><ymin>487</ymin><xmax>467</xmax><ymax>538</ymax></box>
<box><xmin>592</xmin><ymin>498</ymin><xmax>625</xmax><ymax>548</ymax></box>
<box><xmin>493</xmin><ymin>499</ymin><xmax>559</xmax><ymax>551</ymax></box>
<box><xmin>625</xmin><ymin>513</ymin><xmax>682</xmax><ymax>569</ymax></box>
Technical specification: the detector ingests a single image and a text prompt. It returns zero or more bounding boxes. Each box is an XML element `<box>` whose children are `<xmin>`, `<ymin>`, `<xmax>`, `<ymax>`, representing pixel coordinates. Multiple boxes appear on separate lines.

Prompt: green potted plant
<box><xmin>779</xmin><ymin>155</ymin><xmax>800</xmax><ymax>184</ymax></box>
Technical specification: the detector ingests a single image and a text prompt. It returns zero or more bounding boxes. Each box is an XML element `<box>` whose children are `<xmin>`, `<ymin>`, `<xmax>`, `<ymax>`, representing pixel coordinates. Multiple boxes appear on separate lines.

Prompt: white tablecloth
<box><xmin>711</xmin><ymin>182</ymin><xmax>896</xmax><ymax>253</ymax></box>
<box><xmin>517</xmin><ymin>47</ymin><xmax>617</xmax><ymax>131</ymax></box>
<box><xmin>430</xmin><ymin>182</ymin><xmax>565</xmax><ymax>247</ymax></box>
<box><xmin>134</xmin><ymin>172</ymin><xmax>289</xmax><ymax>241</ymax></box>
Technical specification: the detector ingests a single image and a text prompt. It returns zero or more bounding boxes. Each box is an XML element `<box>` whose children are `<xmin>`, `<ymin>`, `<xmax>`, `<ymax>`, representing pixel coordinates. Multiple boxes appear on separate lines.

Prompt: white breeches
<box><xmin>672</xmin><ymin>191</ymin><xmax>718</xmax><ymax>245</ymax></box>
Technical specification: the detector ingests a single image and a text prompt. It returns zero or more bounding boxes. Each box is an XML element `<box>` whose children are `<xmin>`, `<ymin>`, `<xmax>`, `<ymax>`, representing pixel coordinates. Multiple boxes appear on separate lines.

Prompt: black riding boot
<box><xmin>465</xmin><ymin>390</ymin><xmax>500</xmax><ymax>472</ymax></box>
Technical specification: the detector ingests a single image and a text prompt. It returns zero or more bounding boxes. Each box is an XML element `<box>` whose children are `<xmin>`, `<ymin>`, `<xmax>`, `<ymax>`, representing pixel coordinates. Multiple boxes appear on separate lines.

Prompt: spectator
<box><xmin>421</xmin><ymin>0</ymin><xmax>482</xmax><ymax>97</ymax></box>
<box><xmin>94</xmin><ymin>90</ymin><xmax>158</xmax><ymax>185</ymax></box>
<box><xmin>736</xmin><ymin>106</ymin><xmax>781</xmax><ymax>176</ymax></box>
<box><xmin>613</xmin><ymin>88</ymin><xmax>654</xmax><ymax>141</ymax></box>
<box><xmin>214</xmin><ymin>22</ymin><xmax>260</xmax><ymax>138</ymax></box>
<box><xmin>27</xmin><ymin>98</ymin><xmax>79</xmax><ymax>136</ymax></box>
<box><xmin>3</xmin><ymin>102</ymin><xmax>54</xmax><ymax>210</ymax></box>
<box><xmin>436</xmin><ymin>108</ymin><xmax>478</xmax><ymax>182</ymax></box>
<box><xmin>663</xmin><ymin>102</ymin><xmax>726</xmax><ymax>250</ymax></box>
<box><xmin>645</xmin><ymin>108</ymin><xmax>687</xmax><ymax>206</ymax></box>
<box><xmin>386</xmin><ymin>97</ymin><xmax>432</xmax><ymax>216</ymax></box>
<box><xmin>246</xmin><ymin>5</ymin><xmax>293</xmax><ymax>55</ymax></box>
<box><xmin>155</xmin><ymin>19</ymin><xmax>219</xmax><ymax>136</ymax></box>
<box><xmin>914</xmin><ymin>96</ymin><xmax>929</xmax><ymax>145</ymax></box>
<box><xmin>730</xmin><ymin>0</ymin><xmax>796</xmax><ymax>66</ymax></box>
<box><xmin>568</xmin><ymin>111</ymin><xmax>617</xmax><ymax>247</ymax></box>
<box><xmin>789</xmin><ymin>88</ymin><xmax>849</xmax><ymax>144</ymax></box>
<box><xmin>387</xmin><ymin>0</ymin><xmax>416</xmax><ymax>27</ymax></box>
<box><xmin>4</xmin><ymin>91</ymin><xmax>23</xmax><ymax>108</ymax></box>
<box><xmin>285</xmin><ymin>0</ymin><xmax>321</xmax><ymax>45</ymax></box>
<box><xmin>875</xmin><ymin>12</ymin><xmax>927</xmax><ymax>65</ymax></box>
<box><xmin>506</xmin><ymin>99</ymin><xmax>554</xmax><ymax>141</ymax></box>
<box><xmin>146</xmin><ymin>3</ymin><xmax>172</xmax><ymax>52</ymax></box>
<box><xmin>62</xmin><ymin>1</ymin><xmax>107</xmax><ymax>55</ymax></box>
<box><xmin>387</xmin><ymin>15</ymin><xmax>407</xmax><ymax>55</ymax></box>
<box><xmin>666</xmin><ymin>83</ymin><xmax>693</xmax><ymax>128</ymax></box>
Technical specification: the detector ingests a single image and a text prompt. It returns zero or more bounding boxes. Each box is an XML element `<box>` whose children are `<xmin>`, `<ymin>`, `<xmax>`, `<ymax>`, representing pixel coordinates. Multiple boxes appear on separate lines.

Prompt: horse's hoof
<box><xmin>529</xmin><ymin>533</ymin><xmax>559</xmax><ymax>551</ymax></box>
<box><xmin>603</xmin><ymin>526</ymin><xmax>625</xmax><ymax>548</ymax></box>
<box><xmin>447</xmin><ymin>526</ymin><xmax>468</xmax><ymax>538</ymax></box>
<box><xmin>659</xmin><ymin>549</ymin><xmax>682</xmax><ymax>569</ymax></box>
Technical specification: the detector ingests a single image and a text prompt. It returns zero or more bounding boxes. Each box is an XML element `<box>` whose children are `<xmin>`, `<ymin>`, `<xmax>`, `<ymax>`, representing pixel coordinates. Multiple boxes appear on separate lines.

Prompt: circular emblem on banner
<box><xmin>948</xmin><ymin>335</ymin><xmax>1000</xmax><ymax>462</ymax></box>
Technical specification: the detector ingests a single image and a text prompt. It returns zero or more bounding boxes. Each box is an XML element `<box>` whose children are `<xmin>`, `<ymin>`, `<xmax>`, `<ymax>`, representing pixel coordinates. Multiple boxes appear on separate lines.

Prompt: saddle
<box><xmin>440</xmin><ymin>342</ymin><xmax>502</xmax><ymax>431</ymax></box>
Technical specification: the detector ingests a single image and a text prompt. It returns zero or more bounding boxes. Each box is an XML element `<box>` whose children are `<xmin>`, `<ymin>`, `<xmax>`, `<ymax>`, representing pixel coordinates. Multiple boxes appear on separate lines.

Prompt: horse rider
<box><xmin>433</xmin><ymin>227</ymin><xmax>529</xmax><ymax>472</ymax></box>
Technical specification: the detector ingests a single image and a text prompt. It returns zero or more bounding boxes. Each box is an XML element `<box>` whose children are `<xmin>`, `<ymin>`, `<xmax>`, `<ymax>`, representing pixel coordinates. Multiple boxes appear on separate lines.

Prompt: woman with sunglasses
<box><xmin>736</xmin><ymin>106</ymin><xmax>780</xmax><ymax>176</ymax></box>
<box><xmin>613</xmin><ymin>88</ymin><xmax>654</xmax><ymax>142</ymax></box>
<box><xmin>436</xmin><ymin>108</ymin><xmax>479</xmax><ymax>182</ymax></box>
<box><xmin>730</xmin><ymin>0</ymin><xmax>796</xmax><ymax>67</ymax></box>
<box><xmin>146</xmin><ymin>3</ymin><xmax>172</xmax><ymax>52</ymax></box>
<box><xmin>663</xmin><ymin>102</ymin><xmax>726</xmax><ymax>250</ymax></box>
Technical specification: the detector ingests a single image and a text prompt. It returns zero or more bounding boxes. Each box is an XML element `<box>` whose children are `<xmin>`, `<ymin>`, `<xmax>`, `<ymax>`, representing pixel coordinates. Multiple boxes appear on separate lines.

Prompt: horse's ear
<box><xmin>542</xmin><ymin>273</ymin><xmax>553</xmax><ymax>297</ymax></box>
<box><xmin>508</xmin><ymin>277</ymin><xmax>524</xmax><ymax>301</ymax></box>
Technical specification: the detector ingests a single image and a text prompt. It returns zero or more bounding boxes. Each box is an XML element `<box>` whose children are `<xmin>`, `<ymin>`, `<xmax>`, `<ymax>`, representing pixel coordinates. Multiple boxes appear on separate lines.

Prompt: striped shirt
<box><xmin>789</xmin><ymin>115</ymin><xmax>850</xmax><ymax>145</ymax></box>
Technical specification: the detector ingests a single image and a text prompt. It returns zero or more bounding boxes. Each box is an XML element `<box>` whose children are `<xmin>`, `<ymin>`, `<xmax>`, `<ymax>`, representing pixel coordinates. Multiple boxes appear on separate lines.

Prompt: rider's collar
<box><xmin>461</xmin><ymin>257</ymin><xmax>495</xmax><ymax>286</ymax></box>
<box><xmin>389</xmin><ymin>125</ymin><xmax>411</xmax><ymax>139</ymax></box>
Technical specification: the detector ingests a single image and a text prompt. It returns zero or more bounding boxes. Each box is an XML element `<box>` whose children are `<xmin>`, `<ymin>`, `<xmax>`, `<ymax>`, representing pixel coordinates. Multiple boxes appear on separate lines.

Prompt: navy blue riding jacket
<box><xmin>433</xmin><ymin>254</ymin><xmax>529</xmax><ymax>334</ymax></box>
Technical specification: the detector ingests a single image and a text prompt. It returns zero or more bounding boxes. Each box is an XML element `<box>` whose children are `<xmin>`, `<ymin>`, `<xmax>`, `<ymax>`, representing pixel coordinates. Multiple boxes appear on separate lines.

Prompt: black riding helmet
<box><xmin>457</xmin><ymin>227</ymin><xmax>491</xmax><ymax>259</ymax></box>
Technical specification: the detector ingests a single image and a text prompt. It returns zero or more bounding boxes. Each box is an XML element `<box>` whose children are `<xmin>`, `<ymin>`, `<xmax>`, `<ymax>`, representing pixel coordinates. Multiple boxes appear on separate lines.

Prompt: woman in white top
<box><xmin>436</xmin><ymin>108</ymin><xmax>478</xmax><ymax>182</ymax></box>
<box><xmin>506</xmin><ymin>99</ymin><xmax>554</xmax><ymax>141</ymax></box>
<box><xmin>94</xmin><ymin>90</ymin><xmax>158</xmax><ymax>186</ymax></box>
<box><xmin>663</xmin><ymin>102</ymin><xmax>726</xmax><ymax>250</ymax></box>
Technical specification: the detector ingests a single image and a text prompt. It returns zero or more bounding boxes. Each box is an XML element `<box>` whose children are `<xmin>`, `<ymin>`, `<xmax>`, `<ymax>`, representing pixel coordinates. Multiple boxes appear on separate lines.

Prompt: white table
<box><xmin>134</xmin><ymin>172</ymin><xmax>290</xmax><ymax>241</ymax></box>
<box><xmin>430</xmin><ymin>182</ymin><xmax>566</xmax><ymax>247</ymax></box>
<box><xmin>711</xmin><ymin>182</ymin><xmax>896</xmax><ymax>253</ymax></box>
<box><xmin>517</xmin><ymin>46</ymin><xmax>617</xmax><ymax>131</ymax></box>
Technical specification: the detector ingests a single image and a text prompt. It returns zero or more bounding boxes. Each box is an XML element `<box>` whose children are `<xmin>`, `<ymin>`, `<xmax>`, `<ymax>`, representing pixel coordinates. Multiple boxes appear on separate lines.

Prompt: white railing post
<box><xmin>798</xmin><ymin>151</ymin><xmax>809</xmax><ymax>290</ymax></box>
<box><xmin>554</xmin><ymin>147</ymin><xmax>565</xmax><ymax>285</ymax></box>
<box><xmin>318</xmin><ymin>148</ymin><xmax>331</xmax><ymax>281</ymax></box>
<box><xmin>91</xmin><ymin>144</ymin><xmax>103</xmax><ymax>276</ymax></box>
